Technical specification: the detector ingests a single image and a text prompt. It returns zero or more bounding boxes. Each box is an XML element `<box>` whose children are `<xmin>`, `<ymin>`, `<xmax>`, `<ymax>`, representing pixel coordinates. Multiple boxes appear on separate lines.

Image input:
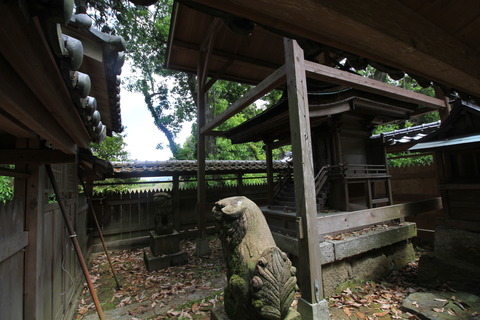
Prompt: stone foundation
<box><xmin>274</xmin><ymin>223</ymin><xmax>417</xmax><ymax>297</ymax></box>
<box><xmin>418</xmin><ymin>226</ymin><xmax>480</xmax><ymax>294</ymax></box>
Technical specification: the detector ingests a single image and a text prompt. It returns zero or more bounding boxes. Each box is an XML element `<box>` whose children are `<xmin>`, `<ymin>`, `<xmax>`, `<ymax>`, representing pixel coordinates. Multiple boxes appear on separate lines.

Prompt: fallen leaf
<box><xmin>374</xmin><ymin>310</ymin><xmax>389</xmax><ymax>317</ymax></box>
<box><xmin>191</xmin><ymin>303</ymin><xmax>199</xmax><ymax>313</ymax></box>
<box><xmin>432</xmin><ymin>308</ymin><xmax>444</xmax><ymax>313</ymax></box>
<box><xmin>343</xmin><ymin>308</ymin><xmax>352</xmax><ymax>316</ymax></box>
<box><xmin>356</xmin><ymin>311</ymin><xmax>366</xmax><ymax>319</ymax></box>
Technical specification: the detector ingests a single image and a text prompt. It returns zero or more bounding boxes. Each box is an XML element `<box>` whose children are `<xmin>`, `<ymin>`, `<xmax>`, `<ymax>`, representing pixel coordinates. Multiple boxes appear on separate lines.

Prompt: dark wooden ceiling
<box><xmin>167</xmin><ymin>0</ymin><xmax>480</xmax><ymax>99</ymax></box>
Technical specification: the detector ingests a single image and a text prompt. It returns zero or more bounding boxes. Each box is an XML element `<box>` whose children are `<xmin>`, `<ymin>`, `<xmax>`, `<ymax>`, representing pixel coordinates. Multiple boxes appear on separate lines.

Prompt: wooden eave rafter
<box><xmin>0</xmin><ymin>56</ymin><xmax>77</xmax><ymax>154</ymax></box>
<box><xmin>203</xmin><ymin>60</ymin><xmax>444</xmax><ymax>136</ymax></box>
<box><xmin>0</xmin><ymin>5</ymin><xmax>90</xmax><ymax>152</ymax></box>
<box><xmin>0</xmin><ymin>149</ymin><xmax>76</xmax><ymax>164</ymax></box>
<box><xmin>188</xmin><ymin>0</ymin><xmax>480</xmax><ymax>98</ymax></box>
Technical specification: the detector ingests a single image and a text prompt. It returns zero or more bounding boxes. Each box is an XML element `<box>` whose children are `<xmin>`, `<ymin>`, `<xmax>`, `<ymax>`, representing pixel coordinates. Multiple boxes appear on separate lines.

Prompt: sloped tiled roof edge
<box><xmin>111</xmin><ymin>160</ymin><xmax>290</xmax><ymax>177</ymax></box>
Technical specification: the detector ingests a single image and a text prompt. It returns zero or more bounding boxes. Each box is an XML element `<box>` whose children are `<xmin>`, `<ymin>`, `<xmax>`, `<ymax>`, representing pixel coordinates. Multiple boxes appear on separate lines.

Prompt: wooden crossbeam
<box><xmin>316</xmin><ymin>197</ymin><xmax>443</xmax><ymax>235</ymax></box>
<box><xmin>304</xmin><ymin>61</ymin><xmax>445</xmax><ymax>109</ymax></box>
<box><xmin>201</xmin><ymin>65</ymin><xmax>286</xmax><ymax>134</ymax></box>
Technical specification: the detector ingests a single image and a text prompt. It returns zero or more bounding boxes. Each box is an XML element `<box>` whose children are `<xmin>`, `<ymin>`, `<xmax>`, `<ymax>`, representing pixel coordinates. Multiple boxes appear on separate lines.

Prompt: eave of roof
<box><xmin>111</xmin><ymin>160</ymin><xmax>289</xmax><ymax>178</ymax></box>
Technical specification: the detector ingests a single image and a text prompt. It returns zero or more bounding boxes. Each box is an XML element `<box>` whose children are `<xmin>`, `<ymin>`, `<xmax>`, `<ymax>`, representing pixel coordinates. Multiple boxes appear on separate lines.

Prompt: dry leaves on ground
<box><xmin>75</xmin><ymin>238</ymin><xmax>226</xmax><ymax>319</ymax></box>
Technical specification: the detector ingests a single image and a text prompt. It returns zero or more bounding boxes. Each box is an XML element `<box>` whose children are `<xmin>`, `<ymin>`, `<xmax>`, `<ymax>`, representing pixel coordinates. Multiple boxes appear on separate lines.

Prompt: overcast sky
<box><xmin>120</xmin><ymin>88</ymin><xmax>192</xmax><ymax>162</ymax></box>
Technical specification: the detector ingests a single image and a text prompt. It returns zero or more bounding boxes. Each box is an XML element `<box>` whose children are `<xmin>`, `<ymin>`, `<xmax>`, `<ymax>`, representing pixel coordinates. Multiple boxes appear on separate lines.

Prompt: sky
<box><xmin>120</xmin><ymin>86</ymin><xmax>193</xmax><ymax>162</ymax></box>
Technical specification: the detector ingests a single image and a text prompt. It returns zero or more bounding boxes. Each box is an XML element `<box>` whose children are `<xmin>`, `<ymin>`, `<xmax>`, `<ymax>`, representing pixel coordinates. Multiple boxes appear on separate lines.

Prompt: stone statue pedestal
<box><xmin>144</xmin><ymin>231</ymin><xmax>188</xmax><ymax>271</ymax></box>
<box><xmin>143</xmin><ymin>193</ymin><xmax>188</xmax><ymax>271</ymax></box>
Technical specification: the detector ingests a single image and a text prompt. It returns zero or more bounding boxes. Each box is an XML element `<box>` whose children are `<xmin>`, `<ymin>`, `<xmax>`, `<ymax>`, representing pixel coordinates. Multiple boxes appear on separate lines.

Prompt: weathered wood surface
<box><xmin>0</xmin><ymin>200</ymin><xmax>26</xmax><ymax>320</ymax></box>
<box><xmin>284</xmin><ymin>38</ymin><xmax>323</xmax><ymax>303</ymax></box>
<box><xmin>201</xmin><ymin>65</ymin><xmax>286</xmax><ymax>134</ymax></box>
<box><xmin>304</xmin><ymin>61</ymin><xmax>445</xmax><ymax>109</ymax></box>
<box><xmin>317</xmin><ymin>197</ymin><xmax>442</xmax><ymax>235</ymax></box>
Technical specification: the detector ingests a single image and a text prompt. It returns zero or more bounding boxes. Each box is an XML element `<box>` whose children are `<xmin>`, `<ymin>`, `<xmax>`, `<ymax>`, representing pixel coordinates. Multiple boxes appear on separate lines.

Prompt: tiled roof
<box><xmin>371</xmin><ymin>121</ymin><xmax>441</xmax><ymax>146</ymax></box>
<box><xmin>111</xmin><ymin>160</ymin><xmax>290</xmax><ymax>177</ymax></box>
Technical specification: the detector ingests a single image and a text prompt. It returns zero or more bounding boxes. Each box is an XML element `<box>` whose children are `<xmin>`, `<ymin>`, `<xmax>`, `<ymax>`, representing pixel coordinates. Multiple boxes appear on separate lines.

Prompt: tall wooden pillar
<box><xmin>284</xmin><ymin>38</ymin><xmax>329</xmax><ymax>319</ymax></box>
<box><xmin>196</xmin><ymin>51</ymin><xmax>209</xmax><ymax>254</ymax></box>
<box><xmin>265</xmin><ymin>140</ymin><xmax>275</xmax><ymax>205</ymax></box>
<box><xmin>195</xmin><ymin>18</ymin><xmax>220</xmax><ymax>256</ymax></box>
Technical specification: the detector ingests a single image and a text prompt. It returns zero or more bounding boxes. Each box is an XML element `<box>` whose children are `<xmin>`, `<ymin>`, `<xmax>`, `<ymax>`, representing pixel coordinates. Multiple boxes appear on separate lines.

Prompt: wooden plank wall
<box><xmin>388</xmin><ymin>164</ymin><xmax>442</xmax><ymax>240</ymax></box>
<box><xmin>25</xmin><ymin>164</ymin><xmax>88</xmax><ymax>320</ymax></box>
<box><xmin>91</xmin><ymin>184</ymin><xmax>269</xmax><ymax>245</ymax></box>
<box><xmin>37</xmin><ymin>199</ymin><xmax>87</xmax><ymax>320</ymax></box>
<box><xmin>0</xmin><ymin>200</ymin><xmax>27</xmax><ymax>320</ymax></box>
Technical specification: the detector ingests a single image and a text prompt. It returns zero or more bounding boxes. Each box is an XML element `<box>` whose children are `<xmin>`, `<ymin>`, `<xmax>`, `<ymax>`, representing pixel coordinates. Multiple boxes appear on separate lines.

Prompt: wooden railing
<box><xmin>343</xmin><ymin>164</ymin><xmax>388</xmax><ymax>177</ymax></box>
<box><xmin>273</xmin><ymin>170</ymin><xmax>293</xmax><ymax>200</ymax></box>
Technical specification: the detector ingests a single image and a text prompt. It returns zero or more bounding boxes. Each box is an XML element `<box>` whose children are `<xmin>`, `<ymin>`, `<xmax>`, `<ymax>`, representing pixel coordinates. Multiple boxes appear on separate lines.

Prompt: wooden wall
<box><xmin>0</xmin><ymin>200</ymin><xmax>26</xmax><ymax>320</ymax></box>
<box><xmin>0</xmin><ymin>163</ymin><xmax>87</xmax><ymax>320</ymax></box>
<box><xmin>389</xmin><ymin>164</ymin><xmax>442</xmax><ymax>240</ymax></box>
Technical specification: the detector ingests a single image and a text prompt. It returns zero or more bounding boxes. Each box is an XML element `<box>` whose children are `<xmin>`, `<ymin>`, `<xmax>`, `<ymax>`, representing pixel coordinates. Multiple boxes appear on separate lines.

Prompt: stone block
<box><xmin>319</xmin><ymin>241</ymin><xmax>335</xmax><ymax>265</ymax></box>
<box><xmin>195</xmin><ymin>237</ymin><xmax>211</xmax><ymax>256</ymax></box>
<box><xmin>332</xmin><ymin>223</ymin><xmax>416</xmax><ymax>261</ymax></box>
<box><xmin>143</xmin><ymin>247</ymin><xmax>188</xmax><ymax>271</ymax></box>
<box><xmin>322</xmin><ymin>261</ymin><xmax>352</xmax><ymax>296</ymax></box>
<box><xmin>297</xmin><ymin>298</ymin><xmax>330</xmax><ymax>320</ymax></box>
<box><xmin>150</xmin><ymin>230</ymin><xmax>181</xmax><ymax>256</ymax></box>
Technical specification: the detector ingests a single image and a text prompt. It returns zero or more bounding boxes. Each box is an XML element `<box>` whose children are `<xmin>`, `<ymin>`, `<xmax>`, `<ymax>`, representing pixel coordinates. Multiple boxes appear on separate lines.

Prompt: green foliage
<box><xmin>387</xmin><ymin>152</ymin><xmax>433</xmax><ymax>168</ymax></box>
<box><xmin>90</xmin><ymin>132</ymin><xmax>129</xmax><ymax>162</ymax></box>
<box><xmin>90</xmin><ymin>132</ymin><xmax>139</xmax><ymax>192</ymax></box>
<box><xmin>0</xmin><ymin>168</ymin><xmax>14</xmax><ymax>203</ymax></box>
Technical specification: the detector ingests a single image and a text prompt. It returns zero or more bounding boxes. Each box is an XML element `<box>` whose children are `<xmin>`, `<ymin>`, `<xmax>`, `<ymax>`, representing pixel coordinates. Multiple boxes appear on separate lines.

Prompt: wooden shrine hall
<box><xmin>164</xmin><ymin>1</ymin><xmax>480</xmax><ymax>318</ymax></box>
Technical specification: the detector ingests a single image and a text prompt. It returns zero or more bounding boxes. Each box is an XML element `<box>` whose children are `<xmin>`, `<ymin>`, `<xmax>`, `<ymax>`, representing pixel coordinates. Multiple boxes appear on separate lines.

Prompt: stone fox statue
<box><xmin>212</xmin><ymin>196</ymin><xmax>300</xmax><ymax>320</ymax></box>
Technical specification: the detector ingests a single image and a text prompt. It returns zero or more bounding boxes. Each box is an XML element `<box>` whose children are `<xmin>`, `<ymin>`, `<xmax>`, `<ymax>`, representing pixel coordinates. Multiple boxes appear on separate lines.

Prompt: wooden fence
<box><xmin>90</xmin><ymin>183</ymin><xmax>269</xmax><ymax>249</ymax></box>
<box><xmin>0</xmin><ymin>195</ymin><xmax>88</xmax><ymax>320</ymax></box>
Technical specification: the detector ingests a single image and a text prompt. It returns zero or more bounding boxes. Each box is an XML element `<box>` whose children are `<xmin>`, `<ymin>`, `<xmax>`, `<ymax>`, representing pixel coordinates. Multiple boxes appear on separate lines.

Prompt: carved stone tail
<box><xmin>252</xmin><ymin>247</ymin><xmax>297</xmax><ymax>320</ymax></box>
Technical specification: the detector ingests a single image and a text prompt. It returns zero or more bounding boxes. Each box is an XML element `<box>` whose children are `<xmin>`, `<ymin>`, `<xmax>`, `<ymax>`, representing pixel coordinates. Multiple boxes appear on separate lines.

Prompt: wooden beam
<box><xmin>0</xmin><ymin>149</ymin><xmax>76</xmax><ymax>164</ymax></box>
<box><xmin>201</xmin><ymin>65</ymin><xmax>286</xmax><ymax>134</ymax></box>
<box><xmin>284</xmin><ymin>38</ymin><xmax>323</xmax><ymax>303</ymax></box>
<box><xmin>0</xmin><ymin>167</ymin><xmax>30</xmax><ymax>178</ymax></box>
<box><xmin>0</xmin><ymin>110</ymin><xmax>35</xmax><ymax>138</ymax></box>
<box><xmin>317</xmin><ymin>197</ymin><xmax>443</xmax><ymax>235</ymax></box>
<box><xmin>172</xmin><ymin>39</ymin><xmax>279</xmax><ymax>72</ymax></box>
<box><xmin>0</xmin><ymin>56</ymin><xmax>77</xmax><ymax>154</ymax></box>
<box><xmin>304</xmin><ymin>61</ymin><xmax>445</xmax><ymax>109</ymax></box>
<box><xmin>309</xmin><ymin>103</ymin><xmax>351</xmax><ymax>118</ymax></box>
<box><xmin>189</xmin><ymin>0</ymin><xmax>480</xmax><ymax>98</ymax></box>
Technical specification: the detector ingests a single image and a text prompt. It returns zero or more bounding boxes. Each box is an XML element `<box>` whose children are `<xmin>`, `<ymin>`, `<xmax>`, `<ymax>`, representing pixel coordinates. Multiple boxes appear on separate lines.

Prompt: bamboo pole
<box><xmin>79</xmin><ymin>176</ymin><xmax>121</xmax><ymax>290</ymax></box>
<box><xmin>45</xmin><ymin>165</ymin><xmax>106</xmax><ymax>320</ymax></box>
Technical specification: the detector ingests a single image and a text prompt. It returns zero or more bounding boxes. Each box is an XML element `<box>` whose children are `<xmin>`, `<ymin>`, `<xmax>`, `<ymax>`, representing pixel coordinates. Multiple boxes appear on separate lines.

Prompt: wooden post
<box><xmin>21</xmin><ymin>139</ymin><xmax>42</xmax><ymax>319</ymax></box>
<box><xmin>433</xmin><ymin>84</ymin><xmax>451</xmax><ymax>121</ymax></box>
<box><xmin>284</xmin><ymin>38</ymin><xmax>329</xmax><ymax>319</ymax></box>
<box><xmin>195</xmin><ymin>18</ymin><xmax>219</xmax><ymax>256</ymax></box>
<box><xmin>265</xmin><ymin>140</ymin><xmax>275</xmax><ymax>205</ymax></box>
<box><xmin>236</xmin><ymin>173</ymin><xmax>243</xmax><ymax>194</ymax></box>
<box><xmin>172</xmin><ymin>175</ymin><xmax>180</xmax><ymax>231</ymax></box>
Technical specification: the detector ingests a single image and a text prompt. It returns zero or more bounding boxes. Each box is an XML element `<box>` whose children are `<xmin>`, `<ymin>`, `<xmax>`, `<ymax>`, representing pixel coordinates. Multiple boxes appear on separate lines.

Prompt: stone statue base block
<box><xmin>297</xmin><ymin>298</ymin><xmax>330</xmax><ymax>320</ymax></box>
<box><xmin>195</xmin><ymin>237</ymin><xmax>211</xmax><ymax>256</ymax></box>
<box><xmin>211</xmin><ymin>303</ymin><xmax>301</xmax><ymax>320</ymax></box>
<box><xmin>143</xmin><ymin>247</ymin><xmax>188</xmax><ymax>271</ymax></box>
<box><xmin>150</xmin><ymin>230</ymin><xmax>181</xmax><ymax>256</ymax></box>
